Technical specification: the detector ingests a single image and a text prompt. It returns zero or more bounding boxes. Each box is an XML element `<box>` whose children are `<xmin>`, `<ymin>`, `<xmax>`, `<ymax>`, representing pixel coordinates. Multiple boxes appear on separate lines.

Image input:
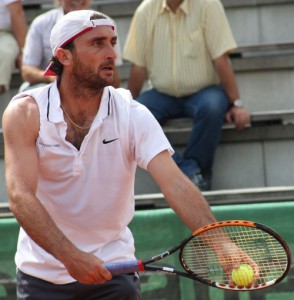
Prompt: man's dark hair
<box><xmin>49</xmin><ymin>41</ymin><xmax>74</xmax><ymax>76</ymax></box>
<box><xmin>49</xmin><ymin>13</ymin><xmax>108</xmax><ymax>77</ymax></box>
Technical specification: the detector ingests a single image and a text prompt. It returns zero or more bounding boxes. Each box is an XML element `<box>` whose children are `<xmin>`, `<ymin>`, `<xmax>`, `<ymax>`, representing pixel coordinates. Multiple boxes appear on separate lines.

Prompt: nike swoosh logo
<box><xmin>103</xmin><ymin>138</ymin><xmax>119</xmax><ymax>144</ymax></box>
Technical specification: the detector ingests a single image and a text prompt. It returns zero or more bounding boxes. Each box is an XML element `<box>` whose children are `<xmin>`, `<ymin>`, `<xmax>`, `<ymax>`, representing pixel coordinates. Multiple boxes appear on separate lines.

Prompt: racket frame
<box><xmin>179</xmin><ymin>220</ymin><xmax>292</xmax><ymax>290</ymax></box>
<box><xmin>105</xmin><ymin>220</ymin><xmax>291</xmax><ymax>291</ymax></box>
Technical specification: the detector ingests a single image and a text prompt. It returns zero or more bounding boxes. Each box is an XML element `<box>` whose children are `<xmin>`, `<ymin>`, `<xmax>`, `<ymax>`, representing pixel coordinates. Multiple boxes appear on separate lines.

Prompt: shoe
<box><xmin>188</xmin><ymin>173</ymin><xmax>209</xmax><ymax>191</ymax></box>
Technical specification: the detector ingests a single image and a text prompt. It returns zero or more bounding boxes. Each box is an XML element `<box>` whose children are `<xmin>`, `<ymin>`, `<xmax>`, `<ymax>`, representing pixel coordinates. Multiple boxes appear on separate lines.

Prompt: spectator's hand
<box><xmin>226</xmin><ymin>107</ymin><xmax>250</xmax><ymax>130</ymax></box>
<box><xmin>46</xmin><ymin>76</ymin><xmax>56</xmax><ymax>83</ymax></box>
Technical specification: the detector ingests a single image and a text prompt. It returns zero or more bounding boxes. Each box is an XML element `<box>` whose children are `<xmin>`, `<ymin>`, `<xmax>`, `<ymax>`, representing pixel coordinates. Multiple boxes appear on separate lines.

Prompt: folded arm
<box><xmin>21</xmin><ymin>64</ymin><xmax>55</xmax><ymax>85</ymax></box>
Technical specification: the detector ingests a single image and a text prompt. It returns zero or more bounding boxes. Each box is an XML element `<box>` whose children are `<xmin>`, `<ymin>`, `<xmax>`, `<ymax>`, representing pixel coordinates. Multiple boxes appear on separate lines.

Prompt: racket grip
<box><xmin>104</xmin><ymin>260</ymin><xmax>143</xmax><ymax>275</ymax></box>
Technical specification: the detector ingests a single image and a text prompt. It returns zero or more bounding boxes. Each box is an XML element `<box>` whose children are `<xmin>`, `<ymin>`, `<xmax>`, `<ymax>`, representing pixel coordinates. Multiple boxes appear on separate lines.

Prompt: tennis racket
<box><xmin>104</xmin><ymin>220</ymin><xmax>291</xmax><ymax>291</ymax></box>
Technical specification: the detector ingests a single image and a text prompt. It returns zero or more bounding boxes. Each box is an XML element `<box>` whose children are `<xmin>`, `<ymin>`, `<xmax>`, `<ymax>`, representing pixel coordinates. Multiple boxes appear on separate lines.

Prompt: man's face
<box><xmin>61</xmin><ymin>0</ymin><xmax>92</xmax><ymax>13</ymax></box>
<box><xmin>69</xmin><ymin>26</ymin><xmax>117</xmax><ymax>89</ymax></box>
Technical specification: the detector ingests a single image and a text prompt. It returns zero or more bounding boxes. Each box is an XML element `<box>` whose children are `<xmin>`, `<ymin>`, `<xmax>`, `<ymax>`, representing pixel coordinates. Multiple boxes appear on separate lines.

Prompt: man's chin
<box><xmin>102</xmin><ymin>77</ymin><xmax>114</xmax><ymax>87</ymax></box>
<box><xmin>89</xmin><ymin>77</ymin><xmax>114</xmax><ymax>89</ymax></box>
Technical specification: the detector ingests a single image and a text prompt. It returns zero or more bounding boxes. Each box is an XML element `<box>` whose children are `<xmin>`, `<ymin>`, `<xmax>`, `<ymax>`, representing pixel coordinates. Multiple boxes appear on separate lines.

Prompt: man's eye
<box><xmin>93</xmin><ymin>40</ymin><xmax>103</xmax><ymax>46</ymax></box>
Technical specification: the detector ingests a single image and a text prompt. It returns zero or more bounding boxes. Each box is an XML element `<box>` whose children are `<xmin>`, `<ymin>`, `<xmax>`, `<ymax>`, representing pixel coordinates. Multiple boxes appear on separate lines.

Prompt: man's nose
<box><xmin>105</xmin><ymin>44</ymin><xmax>117</xmax><ymax>61</ymax></box>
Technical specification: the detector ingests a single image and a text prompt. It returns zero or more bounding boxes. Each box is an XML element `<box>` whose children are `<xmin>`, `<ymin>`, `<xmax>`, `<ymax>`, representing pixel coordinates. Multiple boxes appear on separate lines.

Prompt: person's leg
<box><xmin>17</xmin><ymin>270</ymin><xmax>141</xmax><ymax>300</ymax></box>
<box><xmin>183</xmin><ymin>85</ymin><xmax>229</xmax><ymax>188</ymax></box>
<box><xmin>137</xmin><ymin>88</ymin><xmax>186</xmax><ymax>167</ymax></box>
<box><xmin>0</xmin><ymin>32</ymin><xmax>18</xmax><ymax>93</ymax></box>
<box><xmin>137</xmin><ymin>88</ymin><xmax>182</xmax><ymax>122</ymax></box>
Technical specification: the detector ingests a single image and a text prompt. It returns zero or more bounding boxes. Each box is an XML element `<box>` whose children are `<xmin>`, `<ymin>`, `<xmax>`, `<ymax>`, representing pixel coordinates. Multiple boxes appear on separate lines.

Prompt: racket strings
<box><xmin>181</xmin><ymin>226</ymin><xmax>288</xmax><ymax>285</ymax></box>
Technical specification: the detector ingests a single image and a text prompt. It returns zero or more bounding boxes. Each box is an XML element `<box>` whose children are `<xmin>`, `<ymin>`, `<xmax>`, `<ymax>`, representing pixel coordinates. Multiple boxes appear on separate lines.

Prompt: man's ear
<box><xmin>56</xmin><ymin>48</ymin><xmax>73</xmax><ymax>67</ymax></box>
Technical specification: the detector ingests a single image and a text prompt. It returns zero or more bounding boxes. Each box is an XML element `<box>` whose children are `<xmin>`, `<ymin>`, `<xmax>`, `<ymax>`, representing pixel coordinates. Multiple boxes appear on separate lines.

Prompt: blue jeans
<box><xmin>137</xmin><ymin>85</ymin><xmax>229</xmax><ymax>178</ymax></box>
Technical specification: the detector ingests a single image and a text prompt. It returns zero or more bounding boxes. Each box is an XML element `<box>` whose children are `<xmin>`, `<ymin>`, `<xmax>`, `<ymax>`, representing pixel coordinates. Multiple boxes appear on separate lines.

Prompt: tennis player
<box><xmin>3</xmin><ymin>10</ymin><xmax>219</xmax><ymax>299</ymax></box>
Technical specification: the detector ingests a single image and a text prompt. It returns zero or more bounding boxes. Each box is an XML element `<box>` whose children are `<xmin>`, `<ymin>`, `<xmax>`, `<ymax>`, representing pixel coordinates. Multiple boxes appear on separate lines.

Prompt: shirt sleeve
<box><xmin>22</xmin><ymin>16</ymin><xmax>44</xmax><ymax>67</ymax></box>
<box><xmin>203</xmin><ymin>0</ymin><xmax>237</xmax><ymax>60</ymax></box>
<box><xmin>122</xmin><ymin>5</ymin><xmax>150</xmax><ymax>67</ymax></box>
<box><xmin>129</xmin><ymin>101</ymin><xmax>174</xmax><ymax>170</ymax></box>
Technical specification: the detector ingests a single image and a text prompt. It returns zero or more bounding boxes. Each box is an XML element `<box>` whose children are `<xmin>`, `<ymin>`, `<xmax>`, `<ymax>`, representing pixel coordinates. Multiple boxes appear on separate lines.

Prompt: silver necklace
<box><xmin>60</xmin><ymin>104</ymin><xmax>91</xmax><ymax>130</ymax></box>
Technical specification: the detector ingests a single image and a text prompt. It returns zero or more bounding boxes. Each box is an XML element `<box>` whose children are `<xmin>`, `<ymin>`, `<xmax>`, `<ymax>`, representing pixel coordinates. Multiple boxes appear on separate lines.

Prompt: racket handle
<box><xmin>104</xmin><ymin>260</ymin><xmax>143</xmax><ymax>275</ymax></box>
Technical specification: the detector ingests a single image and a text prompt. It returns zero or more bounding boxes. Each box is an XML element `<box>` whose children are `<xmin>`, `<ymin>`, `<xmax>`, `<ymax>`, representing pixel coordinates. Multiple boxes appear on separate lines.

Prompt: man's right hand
<box><xmin>63</xmin><ymin>250</ymin><xmax>112</xmax><ymax>284</ymax></box>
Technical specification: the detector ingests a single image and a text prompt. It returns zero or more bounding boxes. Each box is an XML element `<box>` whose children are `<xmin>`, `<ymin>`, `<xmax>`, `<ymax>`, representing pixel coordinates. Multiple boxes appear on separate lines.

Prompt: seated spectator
<box><xmin>20</xmin><ymin>0</ymin><xmax>123</xmax><ymax>91</ymax></box>
<box><xmin>0</xmin><ymin>0</ymin><xmax>27</xmax><ymax>94</ymax></box>
<box><xmin>123</xmin><ymin>0</ymin><xmax>251</xmax><ymax>191</ymax></box>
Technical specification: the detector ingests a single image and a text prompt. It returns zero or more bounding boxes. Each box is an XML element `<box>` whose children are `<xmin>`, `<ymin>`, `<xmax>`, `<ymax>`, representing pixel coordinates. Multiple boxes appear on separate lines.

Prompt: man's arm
<box><xmin>2</xmin><ymin>98</ymin><xmax>111</xmax><ymax>284</ymax></box>
<box><xmin>147</xmin><ymin>150</ymin><xmax>217</xmax><ymax>230</ymax></box>
<box><xmin>7</xmin><ymin>1</ymin><xmax>27</xmax><ymax>67</ymax></box>
<box><xmin>213</xmin><ymin>53</ymin><xmax>250</xmax><ymax>130</ymax></box>
<box><xmin>148</xmin><ymin>150</ymin><xmax>258</xmax><ymax>274</ymax></box>
<box><xmin>21</xmin><ymin>64</ymin><xmax>55</xmax><ymax>85</ymax></box>
<box><xmin>127</xmin><ymin>64</ymin><xmax>147</xmax><ymax>99</ymax></box>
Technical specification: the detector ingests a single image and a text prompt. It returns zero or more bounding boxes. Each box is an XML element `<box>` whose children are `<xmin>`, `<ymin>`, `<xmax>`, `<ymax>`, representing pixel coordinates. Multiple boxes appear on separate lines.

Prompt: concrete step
<box><xmin>2</xmin><ymin>112</ymin><xmax>294</xmax><ymax>201</ymax></box>
<box><xmin>19</xmin><ymin>1</ymin><xmax>294</xmax><ymax>114</ymax></box>
<box><xmin>2</xmin><ymin>186</ymin><xmax>294</xmax><ymax>214</ymax></box>
<box><xmin>9</xmin><ymin>43</ymin><xmax>294</xmax><ymax>114</ymax></box>
<box><xmin>224</xmin><ymin>0</ymin><xmax>294</xmax><ymax>46</ymax></box>
<box><xmin>3</xmin><ymin>43</ymin><xmax>294</xmax><ymax>196</ymax></box>
<box><xmin>22</xmin><ymin>0</ymin><xmax>294</xmax><ymax>48</ymax></box>
<box><xmin>118</xmin><ymin>44</ymin><xmax>294</xmax><ymax>113</ymax></box>
<box><xmin>134</xmin><ymin>186</ymin><xmax>294</xmax><ymax>209</ymax></box>
<box><xmin>112</xmin><ymin>0</ymin><xmax>294</xmax><ymax>49</ymax></box>
<box><xmin>231</xmin><ymin>44</ymin><xmax>294</xmax><ymax>113</ymax></box>
<box><xmin>134</xmin><ymin>111</ymin><xmax>294</xmax><ymax>194</ymax></box>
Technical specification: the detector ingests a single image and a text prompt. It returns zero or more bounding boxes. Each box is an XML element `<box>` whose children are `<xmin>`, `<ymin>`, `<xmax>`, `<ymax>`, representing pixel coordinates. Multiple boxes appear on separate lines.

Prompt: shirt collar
<box><xmin>47</xmin><ymin>81</ymin><xmax>111</xmax><ymax>124</ymax></box>
<box><xmin>46</xmin><ymin>81</ymin><xmax>63</xmax><ymax>123</ymax></box>
<box><xmin>97</xmin><ymin>87</ymin><xmax>112</xmax><ymax>120</ymax></box>
<box><xmin>160</xmin><ymin>0</ymin><xmax>188</xmax><ymax>15</ymax></box>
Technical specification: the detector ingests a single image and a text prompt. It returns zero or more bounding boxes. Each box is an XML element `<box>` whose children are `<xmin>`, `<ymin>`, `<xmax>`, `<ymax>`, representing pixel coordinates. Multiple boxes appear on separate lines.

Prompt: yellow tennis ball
<box><xmin>232</xmin><ymin>264</ymin><xmax>254</xmax><ymax>286</ymax></box>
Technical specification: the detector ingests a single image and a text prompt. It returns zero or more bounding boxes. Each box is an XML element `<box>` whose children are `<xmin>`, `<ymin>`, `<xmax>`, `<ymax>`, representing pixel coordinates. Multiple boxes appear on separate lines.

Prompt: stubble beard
<box><xmin>70</xmin><ymin>56</ymin><xmax>114</xmax><ymax>98</ymax></box>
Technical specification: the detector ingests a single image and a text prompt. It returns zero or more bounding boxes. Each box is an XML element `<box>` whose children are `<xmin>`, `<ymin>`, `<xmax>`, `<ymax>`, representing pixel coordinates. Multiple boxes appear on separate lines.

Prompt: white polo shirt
<box><xmin>11</xmin><ymin>82</ymin><xmax>173</xmax><ymax>284</ymax></box>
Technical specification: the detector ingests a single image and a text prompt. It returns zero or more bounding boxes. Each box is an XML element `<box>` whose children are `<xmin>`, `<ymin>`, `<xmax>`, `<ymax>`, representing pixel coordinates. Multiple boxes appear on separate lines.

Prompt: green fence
<box><xmin>130</xmin><ymin>201</ymin><xmax>294</xmax><ymax>300</ymax></box>
<box><xmin>0</xmin><ymin>218</ymin><xmax>19</xmax><ymax>300</ymax></box>
<box><xmin>1</xmin><ymin>201</ymin><xmax>294</xmax><ymax>299</ymax></box>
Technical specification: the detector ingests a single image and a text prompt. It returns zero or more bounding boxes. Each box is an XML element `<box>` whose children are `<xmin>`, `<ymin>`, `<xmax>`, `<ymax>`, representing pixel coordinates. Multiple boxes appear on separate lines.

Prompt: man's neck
<box><xmin>58</xmin><ymin>78</ymin><xmax>103</xmax><ymax>112</ymax></box>
<box><xmin>166</xmin><ymin>0</ymin><xmax>184</xmax><ymax>12</ymax></box>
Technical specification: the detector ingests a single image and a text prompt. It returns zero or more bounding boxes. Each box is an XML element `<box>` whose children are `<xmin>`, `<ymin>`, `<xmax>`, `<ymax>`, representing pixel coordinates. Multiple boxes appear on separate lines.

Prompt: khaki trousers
<box><xmin>0</xmin><ymin>31</ymin><xmax>19</xmax><ymax>91</ymax></box>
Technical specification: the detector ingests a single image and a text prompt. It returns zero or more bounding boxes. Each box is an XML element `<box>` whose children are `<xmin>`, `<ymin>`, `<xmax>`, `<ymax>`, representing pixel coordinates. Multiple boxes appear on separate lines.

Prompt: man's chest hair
<box><xmin>64</xmin><ymin>125</ymin><xmax>90</xmax><ymax>150</ymax></box>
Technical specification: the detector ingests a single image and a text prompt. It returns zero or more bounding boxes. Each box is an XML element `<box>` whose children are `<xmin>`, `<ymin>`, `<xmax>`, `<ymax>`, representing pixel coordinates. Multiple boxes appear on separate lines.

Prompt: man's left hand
<box><xmin>226</xmin><ymin>107</ymin><xmax>251</xmax><ymax>130</ymax></box>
